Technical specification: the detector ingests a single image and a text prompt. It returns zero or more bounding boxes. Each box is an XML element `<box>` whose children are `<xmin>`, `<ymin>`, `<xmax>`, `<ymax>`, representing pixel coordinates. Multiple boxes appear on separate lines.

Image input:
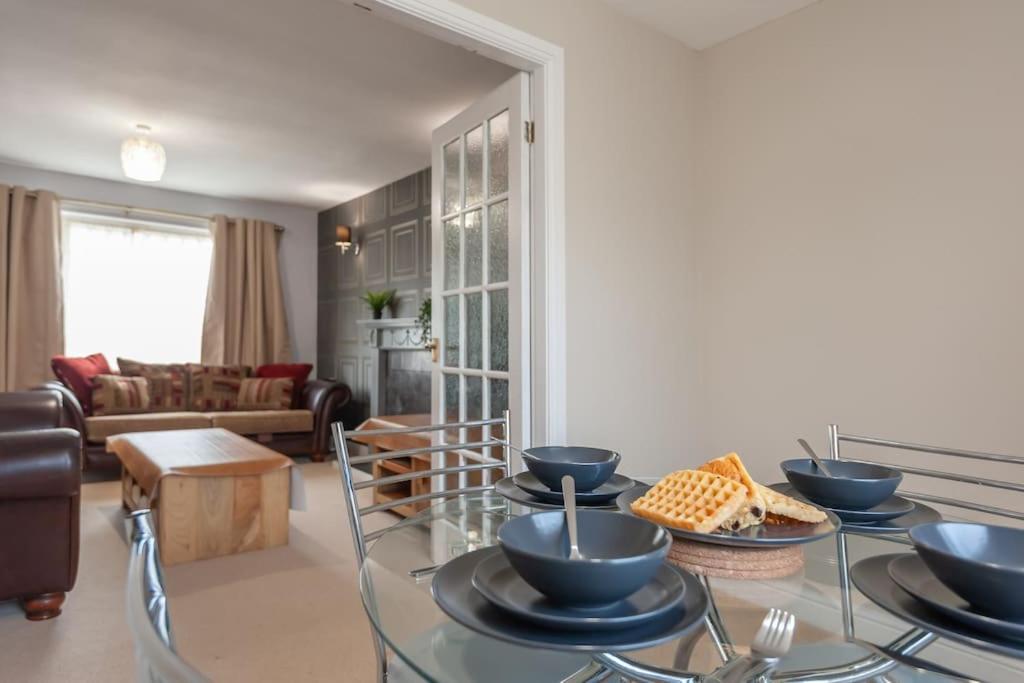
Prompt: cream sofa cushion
<box><xmin>205</xmin><ymin>409</ymin><xmax>313</xmax><ymax>435</ymax></box>
<box><xmin>86</xmin><ymin>412</ymin><xmax>212</xmax><ymax>443</ymax></box>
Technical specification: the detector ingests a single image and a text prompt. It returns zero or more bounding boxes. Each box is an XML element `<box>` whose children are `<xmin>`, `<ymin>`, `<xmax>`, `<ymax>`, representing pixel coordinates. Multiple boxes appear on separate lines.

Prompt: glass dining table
<box><xmin>359</xmin><ymin>493</ymin><xmax>1023</xmax><ymax>682</ymax></box>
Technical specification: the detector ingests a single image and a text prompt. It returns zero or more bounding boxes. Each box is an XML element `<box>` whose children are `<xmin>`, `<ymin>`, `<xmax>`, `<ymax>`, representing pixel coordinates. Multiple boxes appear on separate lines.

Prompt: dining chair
<box><xmin>331</xmin><ymin>413</ymin><xmax>511</xmax><ymax>683</ymax></box>
<box><xmin>125</xmin><ymin>509</ymin><xmax>208</xmax><ymax>683</ymax></box>
<box><xmin>825</xmin><ymin>423</ymin><xmax>1024</xmax><ymax>638</ymax></box>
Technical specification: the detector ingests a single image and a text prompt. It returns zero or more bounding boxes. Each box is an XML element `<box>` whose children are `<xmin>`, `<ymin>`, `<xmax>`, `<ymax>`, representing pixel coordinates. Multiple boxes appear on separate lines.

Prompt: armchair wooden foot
<box><xmin>310</xmin><ymin>451</ymin><xmax>326</xmax><ymax>462</ymax></box>
<box><xmin>21</xmin><ymin>592</ymin><xmax>66</xmax><ymax>620</ymax></box>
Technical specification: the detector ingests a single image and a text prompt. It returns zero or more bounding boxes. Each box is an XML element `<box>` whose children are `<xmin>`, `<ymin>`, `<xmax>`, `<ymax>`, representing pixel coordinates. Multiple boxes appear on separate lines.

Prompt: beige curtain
<box><xmin>201</xmin><ymin>215</ymin><xmax>290</xmax><ymax>366</ymax></box>
<box><xmin>0</xmin><ymin>186</ymin><xmax>64</xmax><ymax>390</ymax></box>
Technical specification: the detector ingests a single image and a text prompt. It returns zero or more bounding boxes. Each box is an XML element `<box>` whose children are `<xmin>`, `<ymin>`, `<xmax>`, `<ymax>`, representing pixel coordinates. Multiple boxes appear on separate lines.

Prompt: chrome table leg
<box><xmin>835</xmin><ymin>533</ymin><xmax>855</xmax><ymax>639</ymax></box>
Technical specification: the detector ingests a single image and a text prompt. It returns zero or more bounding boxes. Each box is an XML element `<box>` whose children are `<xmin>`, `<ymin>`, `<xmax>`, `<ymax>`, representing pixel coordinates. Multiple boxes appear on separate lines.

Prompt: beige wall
<box><xmin>696</xmin><ymin>0</ymin><xmax>1024</xmax><ymax>485</ymax></box>
<box><xmin>455</xmin><ymin>0</ymin><xmax>705</xmax><ymax>476</ymax></box>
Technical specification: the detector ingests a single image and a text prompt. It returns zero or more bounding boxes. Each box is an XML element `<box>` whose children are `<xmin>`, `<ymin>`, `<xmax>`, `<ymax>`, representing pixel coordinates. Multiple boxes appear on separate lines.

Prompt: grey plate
<box><xmin>769</xmin><ymin>482</ymin><xmax>914</xmax><ymax>523</ymax></box>
<box><xmin>836</xmin><ymin>500</ymin><xmax>942</xmax><ymax>535</ymax></box>
<box><xmin>471</xmin><ymin>550</ymin><xmax>685</xmax><ymax>631</ymax></box>
<box><xmin>851</xmin><ymin>554</ymin><xmax>1024</xmax><ymax>659</ymax></box>
<box><xmin>888</xmin><ymin>554</ymin><xmax>1024</xmax><ymax>643</ymax></box>
<box><xmin>616</xmin><ymin>484</ymin><xmax>840</xmax><ymax>548</ymax></box>
<box><xmin>432</xmin><ymin>547</ymin><xmax>708</xmax><ymax>652</ymax></box>
<box><xmin>495</xmin><ymin>476</ymin><xmax>619</xmax><ymax>510</ymax></box>
<box><xmin>513</xmin><ymin>472</ymin><xmax>635</xmax><ymax>504</ymax></box>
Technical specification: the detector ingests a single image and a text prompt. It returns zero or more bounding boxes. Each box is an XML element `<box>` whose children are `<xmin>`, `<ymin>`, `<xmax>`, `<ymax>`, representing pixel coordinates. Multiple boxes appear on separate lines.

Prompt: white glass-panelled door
<box><xmin>431</xmin><ymin>73</ymin><xmax>529</xmax><ymax>489</ymax></box>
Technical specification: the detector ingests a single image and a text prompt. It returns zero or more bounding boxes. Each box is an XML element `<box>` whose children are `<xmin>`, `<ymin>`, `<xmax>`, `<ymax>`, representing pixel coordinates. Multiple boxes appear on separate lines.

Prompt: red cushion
<box><xmin>255</xmin><ymin>363</ymin><xmax>313</xmax><ymax>407</ymax></box>
<box><xmin>51</xmin><ymin>353</ymin><xmax>111</xmax><ymax>415</ymax></box>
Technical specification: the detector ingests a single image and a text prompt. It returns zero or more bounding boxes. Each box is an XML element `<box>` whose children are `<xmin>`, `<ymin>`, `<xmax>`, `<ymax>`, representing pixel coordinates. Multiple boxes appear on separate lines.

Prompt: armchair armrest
<box><xmin>302</xmin><ymin>379</ymin><xmax>353</xmax><ymax>459</ymax></box>
<box><xmin>0</xmin><ymin>428</ymin><xmax>81</xmax><ymax>499</ymax></box>
<box><xmin>0</xmin><ymin>390</ymin><xmax>63</xmax><ymax>432</ymax></box>
<box><xmin>33</xmin><ymin>382</ymin><xmax>87</xmax><ymax>438</ymax></box>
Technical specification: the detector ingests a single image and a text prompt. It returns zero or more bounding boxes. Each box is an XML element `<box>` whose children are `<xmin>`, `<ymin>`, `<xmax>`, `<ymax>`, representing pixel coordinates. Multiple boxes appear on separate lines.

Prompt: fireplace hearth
<box><xmin>357</xmin><ymin>318</ymin><xmax>431</xmax><ymax>417</ymax></box>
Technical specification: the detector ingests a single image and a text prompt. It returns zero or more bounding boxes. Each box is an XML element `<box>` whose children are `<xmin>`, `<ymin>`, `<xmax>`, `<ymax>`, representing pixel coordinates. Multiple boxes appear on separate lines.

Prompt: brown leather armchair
<box><xmin>0</xmin><ymin>390</ymin><xmax>81</xmax><ymax>620</ymax></box>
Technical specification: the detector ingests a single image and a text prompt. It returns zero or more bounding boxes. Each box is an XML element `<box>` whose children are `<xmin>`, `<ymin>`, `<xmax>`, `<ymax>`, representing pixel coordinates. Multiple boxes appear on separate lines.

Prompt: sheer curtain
<box><xmin>63</xmin><ymin>219</ymin><xmax>213</xmax><ymax>367</ymax></box>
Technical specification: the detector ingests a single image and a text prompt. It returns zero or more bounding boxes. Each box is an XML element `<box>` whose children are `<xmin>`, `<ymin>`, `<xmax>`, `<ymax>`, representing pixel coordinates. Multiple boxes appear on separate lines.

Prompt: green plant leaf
<box><xmin>361</xmin><ymin>289</ymin><xmax>396</xmax><ymax>312</ymax></box>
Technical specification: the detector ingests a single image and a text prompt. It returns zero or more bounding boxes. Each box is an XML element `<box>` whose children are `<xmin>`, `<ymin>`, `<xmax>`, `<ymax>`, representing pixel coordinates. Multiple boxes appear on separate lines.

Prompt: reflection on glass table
<box><xmin>358</xmin><ymin>494</ymin><xmax>1024</xmax><ymax>682</ymax></box>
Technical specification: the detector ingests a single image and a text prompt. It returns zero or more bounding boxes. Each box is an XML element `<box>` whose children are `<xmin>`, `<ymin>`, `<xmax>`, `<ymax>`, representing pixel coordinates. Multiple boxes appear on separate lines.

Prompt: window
<box><xmin>61</xmin><ymin>209</ymin><xmax>213</xmax><ymax>367</ymax></box>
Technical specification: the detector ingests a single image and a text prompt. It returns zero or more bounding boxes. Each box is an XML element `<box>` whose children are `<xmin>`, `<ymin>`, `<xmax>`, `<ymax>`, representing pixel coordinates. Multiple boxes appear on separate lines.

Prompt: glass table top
<box><xmin>359</xmin><ymin>494</ymin><xmax>1023</xmax><ymax>682</ymax></box>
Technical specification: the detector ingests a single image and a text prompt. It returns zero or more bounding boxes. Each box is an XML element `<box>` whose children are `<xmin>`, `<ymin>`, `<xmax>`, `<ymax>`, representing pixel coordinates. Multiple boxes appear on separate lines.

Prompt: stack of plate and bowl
<box><xmin>772</xmin><ymin>459</ymin><xmax>942</xmax><ymax>534</ymax></box>
<box><xmin>851</xmin><ymin>522</ymin><xmax>1024</xmax><ymax>657</ymax></box>
<box><xmin>431</xmin><ymin>509</ymin><xmax>709</xmax><ymax>651</ymax></box>
<box><xmin>495</xmin><ymin>446</ymin><xmax>637</xmax><ymax>510</ymax></box>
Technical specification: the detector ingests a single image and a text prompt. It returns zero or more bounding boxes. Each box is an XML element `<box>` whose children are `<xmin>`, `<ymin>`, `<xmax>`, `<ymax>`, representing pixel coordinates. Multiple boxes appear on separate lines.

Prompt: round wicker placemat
<box><xmin>667</xmin><ymin>538</ymin><xmax>804</xmax><ymax>580</ymax></box>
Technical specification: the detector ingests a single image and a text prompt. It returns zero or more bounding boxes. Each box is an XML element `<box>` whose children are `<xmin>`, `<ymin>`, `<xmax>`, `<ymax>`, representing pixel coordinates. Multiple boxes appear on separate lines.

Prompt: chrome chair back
<box><xmin>331</xmin><ymin>412</ymin><xmax>510</xmax><ymax>682</ymax></box>
<box><xmin>827</xmin><ymin>423</ymin><xmax>1024</xmax><ymax>524</ymax></box>
<box><xmin>826</xmin><ymin>423</ymin><xmax>1024</xmax><ymax>638</ymax></box>
<box><xmin>125</xmin><ymin>510</ymin><xmax>208</xmax><ymax>683</ymax></box>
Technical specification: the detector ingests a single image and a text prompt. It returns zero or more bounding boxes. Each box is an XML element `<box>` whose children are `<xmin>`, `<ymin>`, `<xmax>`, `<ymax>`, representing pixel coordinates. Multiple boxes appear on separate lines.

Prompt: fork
<box><xmin>751</xmin><ymin>608</ymin><xmax>796</xmax><ymax>661</ymax></box>
<box><xmin>710</xmin><ymin>608</ymin><xmax>796</xmax><ymax>682</ymax></box>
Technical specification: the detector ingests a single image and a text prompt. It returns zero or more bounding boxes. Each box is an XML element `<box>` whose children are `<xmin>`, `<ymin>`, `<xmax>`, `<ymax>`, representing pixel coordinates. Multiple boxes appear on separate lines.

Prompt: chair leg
<box><xmin>375</xmin><ymin>633</ymin><xmax>389</xmax><ymax>682</ymax></box>
<box><xmin>20</xmin><ymin>592</ymin><xmax>66</xmax><ymax>621</ymax></box>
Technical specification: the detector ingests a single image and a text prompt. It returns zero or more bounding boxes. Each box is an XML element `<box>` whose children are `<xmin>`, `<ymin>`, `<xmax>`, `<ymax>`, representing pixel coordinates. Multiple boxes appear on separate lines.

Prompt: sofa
<box><xmin>40</xmin><ymin>356</ymin><xmax>351</xmax><ymax>471</ymax></box>
<box><xmin>0</xmin><ymin>390</ymin><xmax>81</xmax><ymax>620</ymax></box>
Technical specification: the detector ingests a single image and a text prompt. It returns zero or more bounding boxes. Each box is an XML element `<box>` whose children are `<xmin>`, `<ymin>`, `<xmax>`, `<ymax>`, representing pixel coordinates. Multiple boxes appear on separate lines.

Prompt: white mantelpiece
<box><xmin>356</xmin><ymin>317</ymin><xmax>427</xmax><ymax>350</ymax></box>
<box><xmin>356</xmin><ymin>318</ymin><xmax>429</xmax><ymax>416</ymax></box>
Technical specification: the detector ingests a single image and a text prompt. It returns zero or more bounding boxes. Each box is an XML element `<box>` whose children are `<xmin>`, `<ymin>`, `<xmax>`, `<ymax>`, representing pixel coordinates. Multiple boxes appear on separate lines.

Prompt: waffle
<box><xmin>630</xmin><ymin>469</ymin><xmax>748</xmax><ymax>533</ymax></box>
<box><xmin>754</xmin><ymin>482</ymin><xmax>827</xmax><ymax>524</ymax></box>
<box><xmin>698</xmin><ymin>453</ymin><xmax>766</xmax><ymax>531</ymax></box>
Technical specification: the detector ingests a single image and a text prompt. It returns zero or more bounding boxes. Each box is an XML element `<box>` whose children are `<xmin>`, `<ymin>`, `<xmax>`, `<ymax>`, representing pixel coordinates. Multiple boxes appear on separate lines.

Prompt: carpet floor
<box><xmin>0</xmin><ymin>462</ymin><xmax>388</xmax><ymax>682</ymax></box>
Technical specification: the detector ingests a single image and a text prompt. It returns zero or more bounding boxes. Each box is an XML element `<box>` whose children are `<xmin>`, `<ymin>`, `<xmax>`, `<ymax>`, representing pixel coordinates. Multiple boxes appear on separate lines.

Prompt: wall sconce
<box><xmin>336</xmin><ymin>225</ymin><xmax>359</xmax><ymax>254</ymax></box>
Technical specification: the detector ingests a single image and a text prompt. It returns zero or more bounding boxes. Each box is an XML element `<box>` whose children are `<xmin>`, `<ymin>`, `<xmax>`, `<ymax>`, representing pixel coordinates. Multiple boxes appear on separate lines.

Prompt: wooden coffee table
<box><xmin>108</xmin><ymin>428</ymin><xmax>292</xmax><ymax>565</ymax></box>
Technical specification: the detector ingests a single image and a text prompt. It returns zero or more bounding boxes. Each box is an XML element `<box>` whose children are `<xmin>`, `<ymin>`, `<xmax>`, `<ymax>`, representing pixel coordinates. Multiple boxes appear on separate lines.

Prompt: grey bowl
<box><xmin>521</xmin><ymin>446</ymin><xmax>621</xmax><ymax>492</ymax></box>
<box><xmin>909</xmin><ymin>522</ymin><xmax>1024</xmax><ymax>620</ymax></box>
<box><xmin>497</xmin><ymin>509</ymin><xmax>670</xmax><ymax>607</ymax></box>
<box><xmin>781</xmin><ymin>458</ymin><xmax>901</xmax><ymax>510</ymax></box>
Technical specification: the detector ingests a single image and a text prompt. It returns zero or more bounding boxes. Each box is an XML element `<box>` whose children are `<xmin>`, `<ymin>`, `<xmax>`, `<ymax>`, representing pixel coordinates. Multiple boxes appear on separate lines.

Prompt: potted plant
<box><xmin>416</xmin><ymin>298</ymin><xmax>431</xmax><ymax>345</ymax></box>
<box><xmin>362</xmin><ymin>290</ymin><xmax>396</xmax><ymax>320</ymax></box>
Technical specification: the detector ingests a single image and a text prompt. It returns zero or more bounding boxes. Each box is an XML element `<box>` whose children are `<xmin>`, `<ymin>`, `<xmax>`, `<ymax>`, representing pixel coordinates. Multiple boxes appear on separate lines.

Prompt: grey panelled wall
<box><xmin>317</xmin><ymin>168</ymin><xmax>432</xmax><ymax>422</ymax></box>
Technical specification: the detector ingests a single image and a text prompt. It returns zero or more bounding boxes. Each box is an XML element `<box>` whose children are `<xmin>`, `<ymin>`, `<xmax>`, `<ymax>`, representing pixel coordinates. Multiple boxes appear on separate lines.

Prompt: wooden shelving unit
<box><xmin>351</xmin><ymin>415</ymin><xmax>433</xmax><ymax>519</ymax></box>
<box><xmin>350</xmin><ymin>414</ymin><xmax>505</xmax><ymax>519</ymax></box>
<box><xmin>371</xmin><ymin>451</ymin><xmax>433</xmax><ymax>518</ymax></box>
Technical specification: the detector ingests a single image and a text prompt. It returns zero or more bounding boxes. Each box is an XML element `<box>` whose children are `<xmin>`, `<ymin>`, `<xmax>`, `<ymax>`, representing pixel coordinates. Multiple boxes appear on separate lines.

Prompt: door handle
<box><xmin>425</xmin><ymin>337</ymin><xmax>440</xmax><ymax>363</ymax></box>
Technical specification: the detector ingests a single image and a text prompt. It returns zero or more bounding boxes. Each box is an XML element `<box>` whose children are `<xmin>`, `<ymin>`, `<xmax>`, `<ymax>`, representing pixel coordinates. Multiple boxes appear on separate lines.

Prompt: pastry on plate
<box><xmin>754</xmin><ymin>482</ymin><xmax>827</xmax><ymax>524</ymax></box>
<box><xmin>698</xmin><ymin>453</ymin><xmax>766</xmax><ymax>531</ymax></box>
<box><xmin>630</xmin><ymin>469</ymin><xmax>748</xmax><ymax>534</ymax></box>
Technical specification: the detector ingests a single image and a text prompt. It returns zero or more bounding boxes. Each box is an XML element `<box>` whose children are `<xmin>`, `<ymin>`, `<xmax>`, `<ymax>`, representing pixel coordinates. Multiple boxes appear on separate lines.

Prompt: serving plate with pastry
<box><xmin>616</xmin><ymin>453</ymin><xmax>840</xmax><ymax>547</ymax></box>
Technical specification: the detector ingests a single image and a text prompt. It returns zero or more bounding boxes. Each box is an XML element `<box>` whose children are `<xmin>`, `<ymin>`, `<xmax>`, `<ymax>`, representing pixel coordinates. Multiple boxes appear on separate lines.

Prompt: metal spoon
<box><xmin>562</xmin><ymin>474</ymin><xmax>583</xmax><ymax>560</ymax></box>
<box><xmin>798</xmin><ymin>438</ymin><xmax>836</xmax><ymax>477</ymax></box>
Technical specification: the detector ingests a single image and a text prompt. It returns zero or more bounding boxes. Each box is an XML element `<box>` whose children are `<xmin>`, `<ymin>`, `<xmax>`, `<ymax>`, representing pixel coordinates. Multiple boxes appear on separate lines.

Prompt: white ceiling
<box><xmin>603</xmin><ymin>0</ymin><xmax>820</xmax><ymax>50</ymax></box>
<box><xmin>0</xmin><ymin>0</ymin><xmax>515</xmax><ymax>208</ymax></box>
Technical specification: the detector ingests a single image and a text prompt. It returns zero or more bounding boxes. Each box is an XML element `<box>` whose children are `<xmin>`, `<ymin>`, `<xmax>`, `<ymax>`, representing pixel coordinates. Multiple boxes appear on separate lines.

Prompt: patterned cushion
<box><xmin>51</xmin><ymin>353</ymin><xmax>111</xmax><ymax>415</ymax></box>
<box><xmin>118</xmin><ymin>358</ymin><xmax>191</xmax><ymax>411</ymax></box>
<box><xmin>237</xmin><ymin>377</ymin><xmax>294</xmax><ymax>410</ymax></box>
<box><xmin>256</xmin><ymin>363</ymin><xmax>313</xmax><ymax>407</ymax></box>
<box><xmin>187</xmin><ymin>363</ymin><xmax>250</xmax><ymax>411</ymax></box>
<box><xmin>143</xmin><ymin>373</ymin><xmax>189</xmax><ymax>412</ymax></box>
<box><xmin>91</xmin><ymin>375</ymin><xmax>151</xmax><ymax>416</ymax></box>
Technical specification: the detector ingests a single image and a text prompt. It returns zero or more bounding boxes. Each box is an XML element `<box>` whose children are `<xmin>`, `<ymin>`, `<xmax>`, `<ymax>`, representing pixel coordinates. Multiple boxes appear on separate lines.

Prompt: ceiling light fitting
<box><xmin>121</xmin><ymin>124</ymin><xmax>166</xmax><ymax>182</ymax></box>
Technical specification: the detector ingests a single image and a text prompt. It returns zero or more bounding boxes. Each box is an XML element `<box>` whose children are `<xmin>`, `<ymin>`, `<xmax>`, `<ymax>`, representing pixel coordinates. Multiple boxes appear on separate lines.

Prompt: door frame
<box><xmin>365</xmin><ymin>0</ymin><xmax>566</xmax><ymax>447</ymax></box>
